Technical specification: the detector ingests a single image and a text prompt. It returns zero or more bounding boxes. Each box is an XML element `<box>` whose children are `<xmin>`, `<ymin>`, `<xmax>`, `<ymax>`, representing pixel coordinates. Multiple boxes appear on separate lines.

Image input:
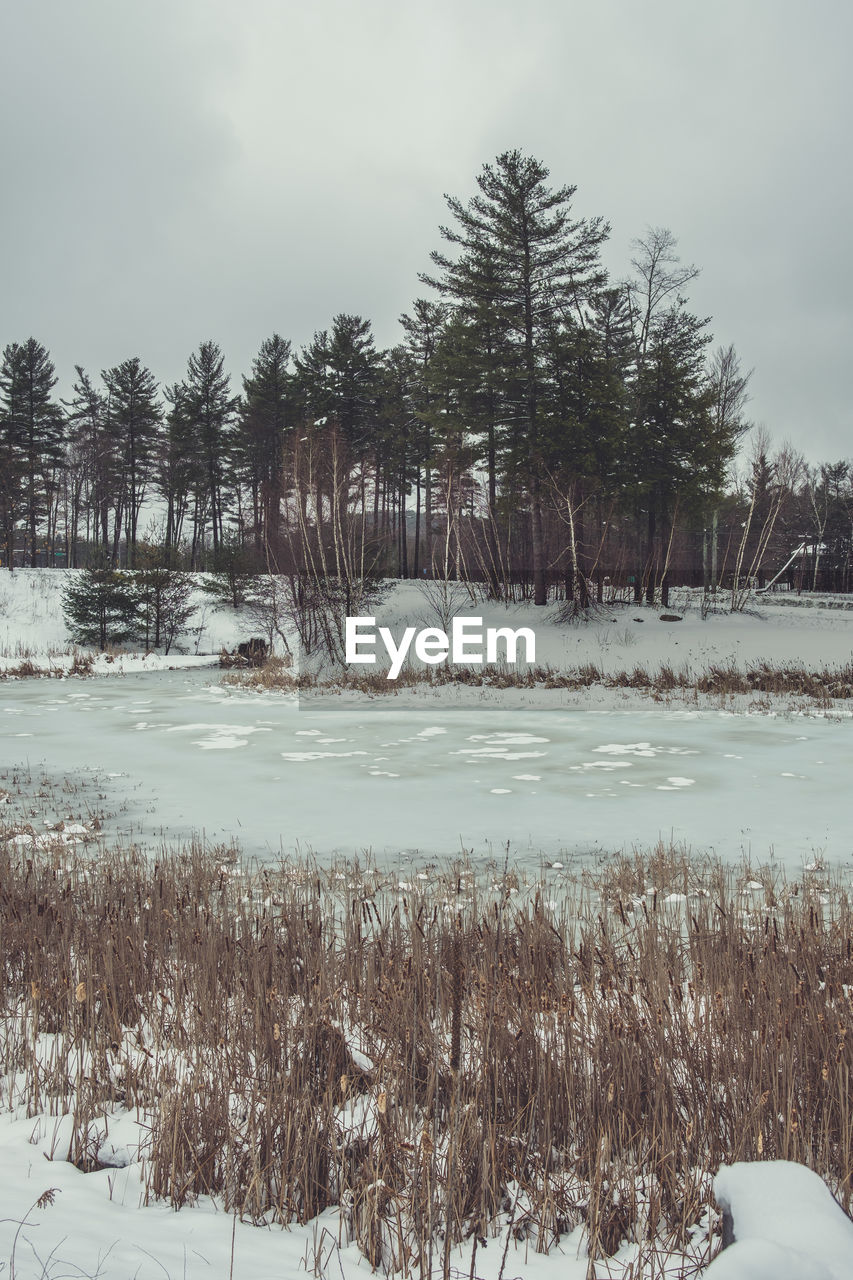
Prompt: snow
<box><xmin>0</xmin><ymin>1099</ymin><xmax>637</xmax><ymax>1279</ymax></box>
<box><xmin>705</xmin><ymin>1161</ymin><xmax>853</xmax><ymax>1278</ymax></box>
<box><xmin>5</xmin><ymin>1106</ymin><xmax>849</xmax><ymax>1279</ymax></box>
<box><xmin>5</xmin><ymin>571</ymin><xmax>853</xmax><ymax>678</ymax></box>
<box><xmin>4</xmin><ymin>573</ymin><xmax>853</xmax><ymax>1273</ymax></box>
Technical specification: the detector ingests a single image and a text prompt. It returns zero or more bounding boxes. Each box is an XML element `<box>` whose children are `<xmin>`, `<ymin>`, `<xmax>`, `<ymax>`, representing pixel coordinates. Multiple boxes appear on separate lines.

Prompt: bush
<box><xmin>132</xmin><ymin>548</ymin><xmax>196</xmax><ymax>652</ymax></box>
<box><xmin>62</xmin><ymin>561</ymin><xmax>137</xmax><ymax>650</ymax></box>
<box><xmin>200</xmin><ymin>538</ymin><xmax>257</xmax><ymax>609</ymax></box>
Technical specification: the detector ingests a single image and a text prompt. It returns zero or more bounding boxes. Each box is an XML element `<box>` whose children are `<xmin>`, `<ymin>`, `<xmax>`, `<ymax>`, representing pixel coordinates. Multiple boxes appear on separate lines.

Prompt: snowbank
<box><xmin>706</xmin><ymin>1161</ymin><xmax>853</xmax><ymax>1279</ymax></box>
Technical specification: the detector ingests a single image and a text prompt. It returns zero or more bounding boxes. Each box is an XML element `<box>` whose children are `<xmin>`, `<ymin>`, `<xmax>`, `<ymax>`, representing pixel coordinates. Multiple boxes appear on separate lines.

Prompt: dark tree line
<box><xmin>3</xmin><ymin>150</ymin><xmax>847</xmax><ymax>600</ymax></box>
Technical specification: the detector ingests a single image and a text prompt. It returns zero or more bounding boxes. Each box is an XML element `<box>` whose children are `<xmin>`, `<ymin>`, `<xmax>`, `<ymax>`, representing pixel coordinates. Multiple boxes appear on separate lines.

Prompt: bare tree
<box><xmin>627</xmin><ymin>226</ymin><xmax>700</xmax><ymax>365</ymax></box>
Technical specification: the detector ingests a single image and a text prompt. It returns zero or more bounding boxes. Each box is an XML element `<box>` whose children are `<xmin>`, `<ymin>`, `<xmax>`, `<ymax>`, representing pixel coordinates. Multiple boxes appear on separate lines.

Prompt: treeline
<box><xmin>2</xmin><ymin>151</ymin><xmax>850</xmax><ymax>601</ymax></box>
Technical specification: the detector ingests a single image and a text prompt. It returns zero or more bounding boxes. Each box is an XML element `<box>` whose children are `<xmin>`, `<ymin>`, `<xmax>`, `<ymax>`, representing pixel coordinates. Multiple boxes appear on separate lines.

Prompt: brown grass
<box><xmin>0</xmin><ymin>649</ymin><xmax>94</xmax><ymax>680</ymax></box>
<box><xmin>2</xmin><ymin>838</ymin><xmax>852</xmax><ymax>1275</ymax></box>
<box><xmin>225</xmin><ymin>656</ymin><xmax>853</xmax><ymax>708</ymax></box>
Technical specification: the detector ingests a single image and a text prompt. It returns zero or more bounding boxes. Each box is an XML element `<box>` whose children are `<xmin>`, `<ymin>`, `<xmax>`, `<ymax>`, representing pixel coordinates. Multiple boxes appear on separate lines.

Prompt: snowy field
<box><xmin>3</xmin><ymin>570</ymin><xmax>853</xmax><ymax>1278</ymax></box>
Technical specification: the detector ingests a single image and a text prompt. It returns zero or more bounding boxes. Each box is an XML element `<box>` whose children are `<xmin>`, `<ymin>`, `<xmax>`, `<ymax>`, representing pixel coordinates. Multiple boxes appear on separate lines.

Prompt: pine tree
<box><xmin>179</xmin><ymin>342</ymin><xmax>237</xmax><ymax>561</ymax></box>
<box><xmin>295</xmin><ymin>315</ymin><xmax>381</xmax><ymax>459</ymax></box>
<box><xmin>400</xmin><ymin>300</ymin><xmax>449</xmax><ymax>574</ymax></box>
<box><xmin>629</xmin><ymin>304</ymin><xmax>718</xmax><ymax>600</ymax></box>
<box><xmin>64</xmin><ymin>367</ymin><xmax>117</xmax><ymax>558</ymax></box>
<box><xmin>235</xmin><ymin>334</ymin><xmax>293</xmax><ymax>558</ymax></box>
<box><xmin>158</xmin><ymin>382</ymin><xmax>196</xmax><ymax>554</ymax></box>
<box><xmin>423</xmin><ymin>150</ymin><xmax>609</xmax><ymax>603</ymax></box>
<box><xmin>0</xmin><ymin>339</ymin><xmax>64</xmax><ymax>566</ymax></box>
<box><xmin>62</xmin><ymin>559</ymin><xmax>138</xmax><ymax>649</ymax></box>
<box><xmin>376</xmin><ymin>345</ymin><xmax>417</xmax><ymax>577</ymax></box>
<box><xmin>102</xmin><ymin>357</ymin><xmax>162</xmax><ymax>567</ymax></box>
<box><xmin>132</xmin><ymin>545</ymin><xmax>196</xmax><ymax>651</ymax></box>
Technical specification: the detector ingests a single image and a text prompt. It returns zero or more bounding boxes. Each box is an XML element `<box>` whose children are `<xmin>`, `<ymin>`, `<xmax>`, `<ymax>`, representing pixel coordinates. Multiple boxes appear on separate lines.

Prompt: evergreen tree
<box><xmin>102</xmin><ymin>357</ymin><xmax>162</xmax><ymax>566</ymax></box>
<box><xmin>0</xmin><ymin>339</ymin><xmax>64</xmax><ymax>566</ymax></box>
<box><xmin>132</xmin><ymin>546</ymin><xmax>196</xmax><ymax>651</ymax></box>
<box><xmin>62</xmin><ymin>559</ymin><xmax>137</xmax><ymax>649</ymax></box>
<box><xmin>628</xmin><ymin>304</ymin><xmax>719</xmax><ymax>599</ymax></box>
<box><xmin>235</xmin><ymin>334</ymin><xmax>293</xmax><ymax>558</ymax></box>
<box><xmin>376</xmin><ymin>345</ymin><xmax>418</xmax><ymax>576</ymax></box>
<box><xmin>423</xmin><ymin>150</ymin><xmax>609</xmax><ymax>603</ymax></box>
<box><xmin>179</xmin><ymin>341</ymin><xmax>237</xmax><ymax>560</ymax></box>
<box><xmin>64</xmin><ymin>367</ymin><xmax>117</xmax><ymax>557</ymax></box>
<box><xmin>400</xmin><ymin>300</ymin><xmax>449</xmax><ymax>573</ymax></box>
<box><xmin>200</xmin><ymin>533</ymin><xmax>256</xmax><ymax>609</ymax></box>
<box><xmin>295</xmin><ymin>315</ymin><xmax>381</xmax><ymax>459</ymax></box>
<box><xmin>158</xmin><ymin>382</ymin><xmax>196</xmax><ymax>554</ymax></box>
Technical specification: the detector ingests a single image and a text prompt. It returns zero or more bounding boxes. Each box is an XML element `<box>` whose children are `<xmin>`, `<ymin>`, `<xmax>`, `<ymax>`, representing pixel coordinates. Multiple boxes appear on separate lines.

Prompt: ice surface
<box><xmin>1</xmin><ymin>668</ymin><xmax>850</xmax><ymax>870</ymax></box>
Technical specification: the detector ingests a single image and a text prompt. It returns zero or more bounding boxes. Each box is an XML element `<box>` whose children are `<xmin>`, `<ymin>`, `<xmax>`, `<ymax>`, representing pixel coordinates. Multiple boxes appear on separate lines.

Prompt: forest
<box><xmin>2</xmin><ymin>152</ymin><xmax>851</xmax><ymax>609</ymax></box>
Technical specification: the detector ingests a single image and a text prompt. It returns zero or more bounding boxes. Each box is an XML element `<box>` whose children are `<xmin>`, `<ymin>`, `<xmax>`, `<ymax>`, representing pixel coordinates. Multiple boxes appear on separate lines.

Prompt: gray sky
<box><xmin>2</xmin><ymin>0</ymin><xmax>850</xmax><ymax>463</ymax></box>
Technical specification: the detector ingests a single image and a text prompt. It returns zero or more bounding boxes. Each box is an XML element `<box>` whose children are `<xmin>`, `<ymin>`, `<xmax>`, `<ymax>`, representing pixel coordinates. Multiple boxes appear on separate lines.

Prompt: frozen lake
<box><xmin>2</xmin><ymin>669</ymin><xmax>850</xmax><ymax>873</ymax></box>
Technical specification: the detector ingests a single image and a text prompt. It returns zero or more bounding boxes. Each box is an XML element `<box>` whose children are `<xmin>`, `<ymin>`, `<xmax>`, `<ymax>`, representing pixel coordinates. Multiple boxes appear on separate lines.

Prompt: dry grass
<box><xmin>0</xmin><ymin>649</ymin><xmax>94</xmax><ymax>680</ymax></box>
<box><xmin>2</xmin><ymin>837</ymin><xmax>853</xmax><ymax>1274</ymax></box>
<box><xmin>225</xmin><ymin>656</ymin><xmax>853</xmax><ymax>707</ymax></box>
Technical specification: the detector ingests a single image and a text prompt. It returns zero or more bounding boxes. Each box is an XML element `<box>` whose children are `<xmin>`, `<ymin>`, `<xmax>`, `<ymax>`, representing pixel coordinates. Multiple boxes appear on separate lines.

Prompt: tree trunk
<box><xmin>531</xmin><ymin>475</ymin><xmax>546</xmax><ymax>606</ymax></box>
<box><xmin>645</xmin><ymin>506</ymin><xmax>657</xmax><ymax>604</ymax></box>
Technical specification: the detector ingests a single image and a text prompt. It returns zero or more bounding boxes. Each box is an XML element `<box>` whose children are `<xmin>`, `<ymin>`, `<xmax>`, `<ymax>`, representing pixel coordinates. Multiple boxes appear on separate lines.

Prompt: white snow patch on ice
<box><xmin>280</xmin><ymin>750</ymin><xmax>369</xmax><ymax>761</ymax></box>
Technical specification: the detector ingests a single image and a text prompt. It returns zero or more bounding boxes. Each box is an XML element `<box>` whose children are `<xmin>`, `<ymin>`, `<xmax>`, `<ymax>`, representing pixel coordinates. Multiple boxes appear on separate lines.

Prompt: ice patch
<box><xmin>571</xmin><ymin>761</ymin><xmax>633</xmax><ymax>771</ymax></box>
<box><xmin>416</xmin><ymin>727</ymin><xmax>447</xmax><ymax>737</ymax></box>
<box><xmin>467</xmin><ymin>732</ymin><xmax>549</xmax><ymax>744</ymax></box>
<box><xmin>170</xmin><ymin>724</ymin><xmax>273</xmax><ymax>750</ymax></box>
<box><xmin>453</xmin><ymin>747</ymin><xmax>546</xmax><ymax>761</ymax></box>
<box><xmin>281</xmin><ymin>750</ymin><xmax>369</xmax><ymax>761</ymax></box>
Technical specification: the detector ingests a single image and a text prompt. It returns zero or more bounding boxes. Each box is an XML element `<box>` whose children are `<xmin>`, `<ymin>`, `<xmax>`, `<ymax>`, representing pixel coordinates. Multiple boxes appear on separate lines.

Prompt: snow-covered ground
<box><xmin>4</xmin><ymin>570</ymin><xmax>853</xmax><ymax>676</ymax></box>
<box><xmin>3</xmin><ymin>570</ymin><xmax>853</xmax><ymax>1276</ymax></box>
<box><xmin>0</xmin><ymin>1105</ymin><xmax>669</xmax><ymax>1280</ymax></box>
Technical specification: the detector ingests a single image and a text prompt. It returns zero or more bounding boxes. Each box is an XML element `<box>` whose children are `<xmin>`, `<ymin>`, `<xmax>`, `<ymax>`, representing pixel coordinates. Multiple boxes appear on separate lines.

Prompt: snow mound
<box><xmin>706</xmin><ymin>1160</ymin><xmax>853</xmax><ymax>1279</ymax></box>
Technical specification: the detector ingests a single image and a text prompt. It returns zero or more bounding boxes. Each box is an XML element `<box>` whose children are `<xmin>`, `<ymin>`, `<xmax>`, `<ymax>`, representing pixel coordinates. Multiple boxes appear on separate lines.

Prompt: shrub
<box><xmin>62</xmin><ymin>560</ymin><xmax>137</xmax><ymax>650</ymax></box>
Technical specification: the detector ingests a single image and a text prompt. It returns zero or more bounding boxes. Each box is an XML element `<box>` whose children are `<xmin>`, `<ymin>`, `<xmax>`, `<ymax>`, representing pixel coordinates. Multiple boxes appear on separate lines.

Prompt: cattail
<box><xmin>449</xmin><ymin>932</ymin><xmax>463</xmax><ymax>1074</ymax></box>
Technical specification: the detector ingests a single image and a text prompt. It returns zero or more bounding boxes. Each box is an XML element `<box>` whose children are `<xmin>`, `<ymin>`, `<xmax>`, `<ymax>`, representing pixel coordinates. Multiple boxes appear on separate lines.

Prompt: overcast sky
<box><xmin>1</xmin><ymin>0</ymin><xmax>850</xmax><ymax>463</ymax></box>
